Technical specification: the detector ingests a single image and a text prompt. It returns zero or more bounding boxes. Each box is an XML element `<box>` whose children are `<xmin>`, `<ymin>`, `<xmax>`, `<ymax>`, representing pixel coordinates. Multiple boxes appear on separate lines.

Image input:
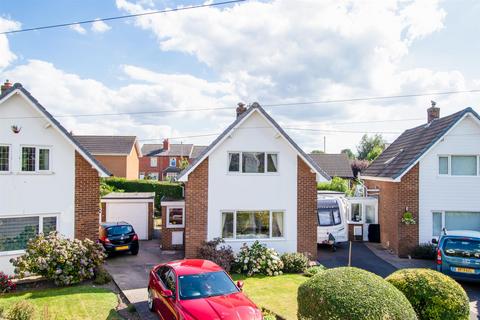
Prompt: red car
<box><xmin>147</xmin><ymin>259</ymin><xmax>263</xmax><ymax>320</ymax></box>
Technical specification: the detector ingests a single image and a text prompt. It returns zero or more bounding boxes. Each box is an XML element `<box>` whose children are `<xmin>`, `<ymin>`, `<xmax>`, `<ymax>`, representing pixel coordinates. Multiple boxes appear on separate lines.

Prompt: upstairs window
<box><xmin>0</xmin><ymin>145</ymin><xmax>9</xmax><ymax>171</ymax></box>
<box><xmin>22</xmin><ymin>147</ymin><xmax>36</xmax><ymax>172</ymax></box>
<box><xmin>150</xmin><ymin>157</ymin><xmax>158</xmax><ymax>167</ymax></box>
<box><xmin>228</xmin><ymin>152</ymin><xmax>278</xmax><ymax>173</ymax></box>
<box><xmin>39</xmin><ymin>149</ymin><xmax>50</xmax><ymax>171</ymax></box>
<box><xmin>21</xmin><ymin>147</ymin><xmax>51</xmax><ymax>172</ymax></box>
<box><xmin>438</xmin><ymin>155</ymin><xmax>479</xmax><ymax>176</ymax></box>
<box><xmin>169</xmin><ymin>157</ymin><xmax>177</xmax><ymax>167</ymax></box>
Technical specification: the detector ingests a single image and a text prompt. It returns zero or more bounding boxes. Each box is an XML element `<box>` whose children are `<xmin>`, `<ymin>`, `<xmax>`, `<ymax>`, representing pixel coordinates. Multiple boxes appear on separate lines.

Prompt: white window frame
<box><xmin>0</xmin><ymin>144</ymin><xmax>12</xmax><ymax>174</ymax></box>
<box><xmin>227</xmin><ymin>151</ymin><xmax>279</xmax><ymax>175</ymax></box>
<box><xmin>150</xmin><ymin>157</ymin><xmax>158</xmax><ymax>167</ymax></box>
<box><xmin>19</xmin><ymin>145</ymin><xmax>52</xmax><ymax>174</ymax></box>
<box><xmin>438</xmin><ymin>155</ymin><xmax>479</xmax><ymax>177</ymax></box>
<box><xmin>166</xmin><ymin>206</ymin><xmax>185</xmax><ymax>228</ymax></box>
<box><xmin>220</xmin><ymin>210</ymin><xmax>285</xmax><ymax>240</ymax></box>
<box><xmin>347</xmin><ymin>200</ymin><xmax>378</xmax><ymax>224</ymax></box>
<box><xmin>169</xmin><ymin>157</ymin><xmax>177</xmax><ymax>167</ymax></box>
<box><xmin>431</xmin><ymin>210</ymin><xmax>480</xmax><ymax>239</ymax></box>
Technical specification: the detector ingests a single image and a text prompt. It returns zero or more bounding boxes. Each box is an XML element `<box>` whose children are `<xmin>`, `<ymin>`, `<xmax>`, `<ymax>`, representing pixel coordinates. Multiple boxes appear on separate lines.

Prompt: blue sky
<box><xmin>1</xmin><ymin>0</ymin><xmax>480</xmax><ymax>153</ymax></box>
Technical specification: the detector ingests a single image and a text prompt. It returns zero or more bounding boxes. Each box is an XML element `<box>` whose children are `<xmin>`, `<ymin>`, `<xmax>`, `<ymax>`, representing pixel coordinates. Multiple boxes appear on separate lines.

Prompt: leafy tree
<box><xmin>179</xmin><ymin>157</ymin><xmax>190</xmax><ymax>169</ymax></box>
<box><xmin>357</xmin><ymin>134</ymin><xmax>386</xmax><ymax>160</ymax></box>
<box><xmin>311</xmin><ymin>149</ymin><xmax>325</xmax><ymax>154</ymax></box>
<box><xmin>317</xmin><ymin>177</ymin><xmax>349</xmax><ymax>193</ymax></box>
<box><xmin>351</xmin><ymin>159</ymin><xmax>370</xmax><ymax>178</ymax></box>
<box><xmin>341</xmin><ymin>148</ymin><xmax>355</xmax><ymax>160</ymax></box>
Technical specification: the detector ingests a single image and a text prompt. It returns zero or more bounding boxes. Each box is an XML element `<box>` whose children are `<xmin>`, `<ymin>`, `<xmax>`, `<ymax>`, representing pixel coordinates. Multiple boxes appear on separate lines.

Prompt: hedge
<box><xmin>102</xmin><ymin>177</ymin><xmax>183</xmax><ymax>209</ymax></box>
<box><xmin>386</xmin><ymin>268</ymin><xmax>469</xmax><ymax>320</ymax></box>
<box><xmin>297</xmin><ymin>267</ymin><xmax>417</xmax><ymax>320</ymax></box>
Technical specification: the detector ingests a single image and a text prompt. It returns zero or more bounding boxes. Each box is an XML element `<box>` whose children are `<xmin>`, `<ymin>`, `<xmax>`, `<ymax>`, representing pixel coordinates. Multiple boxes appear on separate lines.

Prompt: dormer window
<box><xmin>228</xmin><ymin>152</ymin><xmax>278</xmax><ymax>173</ymax></box>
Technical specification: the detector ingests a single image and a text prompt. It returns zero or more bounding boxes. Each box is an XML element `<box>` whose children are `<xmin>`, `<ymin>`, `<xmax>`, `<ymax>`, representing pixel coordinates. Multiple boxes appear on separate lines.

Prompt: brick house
<box><xmin>362</xmin><ymin>104</ymin><xmax>480</xmax><ymax>257</ymax></box>
<box><xmin>0</xmin><ymin>82</ymin><xmax>110</xmax><ymax>274</ymax></box>
<box><xmin>139</xmin><ymin>139</ymin><xmax>206</xmax><ymax>181</ymax></box>
<box><xmin>172</xmin><ymin>102</ymin><xmax>330</xmax><ymax>258</ymax></box>
<box><xmin>74</xmin><ymin>135</ymin><xmax>141</xmax><ymax>179</ymax></box>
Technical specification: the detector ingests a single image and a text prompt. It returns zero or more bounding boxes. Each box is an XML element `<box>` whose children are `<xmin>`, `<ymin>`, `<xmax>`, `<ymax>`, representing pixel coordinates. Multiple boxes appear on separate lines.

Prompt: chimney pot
<box><xmin>163</xmin><ymin>139</ymin><xmax>169</xmax><ymax>151</ymax></box>
<box><xmin>1</xmin><ymin>80</ymin><xmax>12</xmax><ymax>95</ymax></box>
<box><xmin>236</xmin><ymin>102</ymin><xmax>247</xmax><ymax>118</ymax></box>
<box><xmin>427</xmin><ymin>101</ymin><xmax>440</xmax><ymax>123</ymax></box>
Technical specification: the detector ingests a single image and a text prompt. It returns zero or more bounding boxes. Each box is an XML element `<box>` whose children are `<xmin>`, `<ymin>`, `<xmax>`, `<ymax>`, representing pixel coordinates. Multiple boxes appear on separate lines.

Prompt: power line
<box><xmin>0</xmin><ymin>0</ymin><xmax>246</xmax><ymax>35</ymax></box>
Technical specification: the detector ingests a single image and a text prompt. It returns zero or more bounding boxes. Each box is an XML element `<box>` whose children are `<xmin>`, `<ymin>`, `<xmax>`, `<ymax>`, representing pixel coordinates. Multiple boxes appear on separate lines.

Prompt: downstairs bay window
<box><xmin>221</xmin><ymin>210</ymin><xmax>284</xmax><ymax>240</ymax></box>
<box><xmin>432</xmin><ymin>211</ymin><xmax>480</xmax><ymax>237</ymax></box>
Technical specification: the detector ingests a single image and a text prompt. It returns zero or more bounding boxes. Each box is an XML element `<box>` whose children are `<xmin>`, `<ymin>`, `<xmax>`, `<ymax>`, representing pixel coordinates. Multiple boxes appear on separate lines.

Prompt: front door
<box><xmin>363</xmin><ymin>203</ymin><xmax>377</xmax><ymax>241</ymax></box>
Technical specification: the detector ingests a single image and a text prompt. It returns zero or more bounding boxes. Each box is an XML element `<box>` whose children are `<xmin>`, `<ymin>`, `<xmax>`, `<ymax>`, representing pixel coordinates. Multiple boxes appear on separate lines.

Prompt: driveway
<box><xmin>318</xmin><ymin>242</ymin><xmax>479</xmax><ymax>319</ymax></box>
<box><xmin>104</xmin><ymin>240</ymin><xmax>183</xmax><ymax>320</ymax></box>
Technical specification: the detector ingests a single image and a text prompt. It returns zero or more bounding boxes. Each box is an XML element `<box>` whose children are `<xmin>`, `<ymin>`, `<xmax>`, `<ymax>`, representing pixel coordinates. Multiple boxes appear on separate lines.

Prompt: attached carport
<box><xmin>101</xmin><ymin>192</ymin><xmax>155</xmax><ymax>240</ymax></box>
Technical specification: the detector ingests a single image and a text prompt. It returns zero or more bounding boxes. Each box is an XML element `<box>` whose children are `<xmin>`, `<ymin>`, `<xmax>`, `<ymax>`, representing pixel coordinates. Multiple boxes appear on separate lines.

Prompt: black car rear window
<box><xmin>443</xmin><ymin>238</ymin><xmax>480</xmax><ymax>258</ymax></box>
<box><xmin>107</xmin><ymin>225</ymin><xmax>133</xmax><ymax>236</ymax></box>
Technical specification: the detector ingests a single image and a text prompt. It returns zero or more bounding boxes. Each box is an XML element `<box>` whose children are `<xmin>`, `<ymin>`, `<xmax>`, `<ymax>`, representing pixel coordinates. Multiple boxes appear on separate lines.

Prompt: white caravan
<box><xmin>317</xmin><ymin>195</ymin><xmax>349</xmax><ymax>245</ymax></box>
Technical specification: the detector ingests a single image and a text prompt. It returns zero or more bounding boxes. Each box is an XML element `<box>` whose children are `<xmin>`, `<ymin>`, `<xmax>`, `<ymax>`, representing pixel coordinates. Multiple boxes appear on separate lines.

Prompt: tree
<box><xmin>179</xmin><ymin>157</ymin><xmax>190</xmax><ymax>170</ymax></box>
<box><xmin>341</xmin><ymin>148</ymin><xmax>355</xmax><ymax>160</ymax></box>
<box><xmin>357</xmin><ymin>134</ymin><xmax>386</xmax><ymax>160</ymax></box>
<box><xmin>311</xmin><ymin>149</ymin><xmax>325</xmax><ymax>154</ymax></box>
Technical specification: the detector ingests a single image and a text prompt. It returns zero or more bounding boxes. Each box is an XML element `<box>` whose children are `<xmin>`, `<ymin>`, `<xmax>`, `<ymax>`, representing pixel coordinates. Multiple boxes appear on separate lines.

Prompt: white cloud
<box><xmin>91</xmin><ymin>19</ymin><xmax>111</xmax><ymax>33</ymax></box>
<box><xmin>69</xmin><ymin>23</ymin><xmax>87</xmax><ymax>34</ymax></box>
<box><xmin>0</xmin><ymin>17</ymin><xmax>21</xmax><ymax>70</ymax></box>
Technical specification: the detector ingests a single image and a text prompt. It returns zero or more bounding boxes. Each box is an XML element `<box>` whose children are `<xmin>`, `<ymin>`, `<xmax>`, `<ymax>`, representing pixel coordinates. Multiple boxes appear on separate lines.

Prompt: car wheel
<box><xmin>131</xmin><ymin>247</ymin><xmax>139</xmax><ymax>255</ymax></box>
<box><xmin>147</xmin><ymin>288</ymin><xmax>154</xmax><ymax>312</ymax></box>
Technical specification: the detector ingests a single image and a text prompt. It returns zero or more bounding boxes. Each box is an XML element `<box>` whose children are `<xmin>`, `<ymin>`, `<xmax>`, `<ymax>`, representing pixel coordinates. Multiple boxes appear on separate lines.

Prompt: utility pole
<box><xmin>323</xmin><ymin>136</ymin><xmax>326</xmax><ymax>153</ymax></box>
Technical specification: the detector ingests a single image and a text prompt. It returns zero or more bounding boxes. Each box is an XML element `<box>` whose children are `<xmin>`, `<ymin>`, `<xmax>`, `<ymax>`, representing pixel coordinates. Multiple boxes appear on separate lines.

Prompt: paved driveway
<box><xmin>104</xmin><ymin>240</ymin><xmax>183</xmax><ymax>320</ymax></box>
<box><xmin>318</xmin><ymin>242</ymin><xmax>479</xmax><ymax>319</ymax></box>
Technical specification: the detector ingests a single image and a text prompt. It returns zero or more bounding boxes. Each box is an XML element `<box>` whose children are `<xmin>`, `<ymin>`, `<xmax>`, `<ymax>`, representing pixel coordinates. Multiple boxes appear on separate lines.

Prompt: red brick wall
<box><xmin>297</xmin><ymin>157</ymin><xmax>318</xmax><ymax>259</ymax></box>
<box><xmin>75</xmin><ymin>151</ymin><xmax>101</xmax><ymax>240</ymax></box>
<box><xmin>160</xmin><ymin>206</ymin><xmax>185</xmax><ymax>250</ymax></box>
<box><xmin>364</xmin><ymin>164</ymin><xmax>419</xmax><ymax>257</ymax></box>
<box><xmin>184</xmin><ymin>159</ymin><xmax>209</xmax><ymax>258</ymax></box>
<box><xmin>101</xmin><ymin>202</ymin><xmax>106</xmax><ymax>222</ymax></box>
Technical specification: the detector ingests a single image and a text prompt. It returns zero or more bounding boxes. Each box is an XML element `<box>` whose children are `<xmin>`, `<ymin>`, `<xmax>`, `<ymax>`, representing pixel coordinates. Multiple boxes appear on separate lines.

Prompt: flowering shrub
<box><xmin>233</xmin><ymin>241</ymin><xmax>283</xmax><ymax>276</ymax></box>
<box><xmin>10</xmin><ymin>232</ymin><xmax>106</xmax><ymax>286</ymax></box>
<box><xmin>0</xmin><ymin>271</ymin><xmax>16</xmax><ymax>293</ymax></box>
<box><xmin>281</xmin><ymin>252</ymin><xmax>309</xmax><ymax>273</ymax></box>
<box><xmin>198</xmin><ymin>238</ymin><xmax>235</xmax><ymax>272</ymax></box>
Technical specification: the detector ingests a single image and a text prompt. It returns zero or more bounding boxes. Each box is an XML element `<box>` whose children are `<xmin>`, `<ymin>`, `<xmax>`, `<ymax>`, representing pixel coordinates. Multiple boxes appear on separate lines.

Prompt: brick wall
<box><xmin>160</xmin><ymin>205</ymin><xmax>185</xmax><ymax>250</ymax></box>
<box><xmin>364</xmin><ymin>164</ymin><xmax>419</xmax><ymax>257</ymax></box>
<box><xmin>75</xmin><ymin>151</ymin><xmax>101</xmax><ymax>240</ymax></box>
<box><xmin>184</xmin><ymin>158</ymin><xmax>209</xmax><ymax>258</ymax></box>
<box><xmin>297</xmin><ymin>156</ymin><xmax>318</xmax><ymax>259</ymax></box>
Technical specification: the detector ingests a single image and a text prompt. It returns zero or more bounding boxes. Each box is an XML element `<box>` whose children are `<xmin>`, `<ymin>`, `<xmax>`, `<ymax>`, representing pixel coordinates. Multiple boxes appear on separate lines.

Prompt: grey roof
<box><xmin>141</xmin><ymin>144</ymin><xmax>163</xmax><ymax>156</ymax></box>
<box><xmin>178</xmin><ymin>102</ymin><xmax>331</xmax><ymax>181</ymax></box>
<box><xmin>309</xmin><ymin>153</ymin><xmax>354</xmax><ymax>178</ymax></box>
<box><xmin>191</xmin><ymin>145</ymin><xmax>208</xmax><ymax>159</ymax></box>
<box><xmin>73</xmin><ymin>135</ymin><xmax>137</xmax><ymax>155</ymax></box>
<box><xmin>102</xmin><ymin>192</ymin><xmax>155</xmax><ymax>200</ymax></box>
<box><xmin>363</xmin><ymin>107</ymin><xmax>480</xmax><ymax>179</ymax></box>
<box><xmin>141</xmin><ymin>143</ymin><xmax>198</xmax><ymax>157</ymax></box>
<box><xmin>0</xmin><ymin>83</ymin><xmax>111</xmax><ymax>176</ymax></box>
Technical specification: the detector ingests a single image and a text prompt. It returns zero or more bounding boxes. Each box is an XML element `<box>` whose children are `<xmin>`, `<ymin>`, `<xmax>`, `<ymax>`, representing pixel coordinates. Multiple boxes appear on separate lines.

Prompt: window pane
<box><xmin>39</xmin><ymin>149</ymin><xmax>50</xmax><ymax>170</ymax></box>
<box><xmin>150</xmin><ymin>157</ymin><xmax>157</xmax><ymax>167</ymax></box>
<box><xmin>22</xmin><ymin>147</ymin><xmax>36</xmax><ymax>171</ymax></box>
<box><xmin>432</xmin><ymin>212</ymin><xmax>442</xmax><ymax>236</ymax></box>
<box><xmin>0</xmin><ymin>146</ymin><xmax>9</xmax><ymax>171</ymax></box>
<box><xmin>451</xmin><ymin>156</ymin><xmax>477</xmax><ymax>176</ymax></box>
<box><xmin>272</xmin><ymin>212</ymin><xmax>284</xmax><ymax>237</ymax></box>
<box><xmin>365</xmin><ymin>205</ymin><xmax>375</xmax><ymax>223</ymax></box>
<box><xmin>333</xmin><ymin>209</ymin><xmax>341</xmax><ymax>225</ymax></box>
<box><xmin>439</xmin><ymin>157</ymin><xmax>448</xmax><ymax>174</ymax></box>
<box><xmin>0</xmin><ymin>217</ymin><xmax>39</xmax><ymax>252</ymax></box>
<box><xmin>242</xmin><ymin>152</ymin><xmax>265</xmax><ymax>173</ymax></box>
<box><xmin>267</xmin><ymin>154</ymin><xmax>278</xmax><ymax>172</ymax></box>
<box><xmin>445</xmin><ymin>212</ymin><xmax>480</xmax><ymax>231</ymax></box>
<box><xmin>221</xmin><ymin>212</ymin><xmax>234</xmax><ymax>238</ymax></box>
<box><xmin>236</xmin><ymin>211</ymin><xmax>269</xmax><ymax>239</ymax></box>
<box><xmin>228</xmin><ymin>153</ymin><xmax>240</xmax><ymax>172</ymax></box>
<box><xmin>168</xmin><ymin>208</ymin><xmax>184</xmax><ymax>226</ymax></box>
<box><xmin>318</xmin><ymin>210</ymin><xmax>333</xmax><ymax>226</ymax></box>
<box><xmin>170</xmin><ymin>158</ymin><xmax>176</xmax><ymax>167</ymax></box>
<box><xmin>43</xmin><ymin>217</ymin><xmax>57</xmax><ymax>234</ymax></box>
<box><xmin>351</xmin><ymin>203</ymin><xmax>362</xmax><ymax>222</ymax></box>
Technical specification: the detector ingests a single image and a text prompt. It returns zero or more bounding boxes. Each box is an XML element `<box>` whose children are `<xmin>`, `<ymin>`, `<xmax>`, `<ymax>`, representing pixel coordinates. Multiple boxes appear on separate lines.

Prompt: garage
<box><xmin>101</xmin><ymin>192</ymin><xmax>155</xmax><ymax>240</ymax></box>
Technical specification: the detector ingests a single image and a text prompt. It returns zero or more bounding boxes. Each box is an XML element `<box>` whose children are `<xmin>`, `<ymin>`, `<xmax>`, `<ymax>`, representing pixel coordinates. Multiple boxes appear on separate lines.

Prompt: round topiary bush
<box><xmin>386</xmin><ymin>268</ymin><xmax>469</xmax><ymax>320</ymax></box>
<box><xmin>297</xmin><ymin>267</ymin><xmax>417</xmax><ymax>320</ymax></box>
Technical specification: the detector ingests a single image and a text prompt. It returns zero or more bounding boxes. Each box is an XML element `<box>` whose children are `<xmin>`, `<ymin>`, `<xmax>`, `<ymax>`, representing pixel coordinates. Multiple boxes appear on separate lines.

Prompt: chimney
<box><xmin>1</xmin><ymin>80</ymin><xmax>12</xmax><ymax>95</ymax></box>
<box><xmin>236</xmin><ymin>102</ymin><xmax>247</xmax><ymax>118</ymax></box>
<box><xmin>163</xmin><ymin>138</ymin><xmax>169</xmax><ymax>151</ymax></box>
<box><xmin>427</xmin><ymin>101</ymin><xmax>440</xmax><ymax>123</ymax></box>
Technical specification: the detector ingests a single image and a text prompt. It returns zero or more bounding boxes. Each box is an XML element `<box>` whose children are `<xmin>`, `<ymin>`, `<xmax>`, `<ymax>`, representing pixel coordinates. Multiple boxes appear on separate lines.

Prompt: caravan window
<box><xmin>318</xmin><ymin>209</ymin><xmax>341</xmax><ymax>227</ymax></box>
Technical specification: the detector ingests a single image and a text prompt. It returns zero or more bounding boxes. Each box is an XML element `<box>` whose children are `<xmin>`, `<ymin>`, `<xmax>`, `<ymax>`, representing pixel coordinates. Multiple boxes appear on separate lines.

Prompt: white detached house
<box><xmin>0</xmin><ymin>82</ymin><xmax>110</xmax><ymax>274</ymax></box>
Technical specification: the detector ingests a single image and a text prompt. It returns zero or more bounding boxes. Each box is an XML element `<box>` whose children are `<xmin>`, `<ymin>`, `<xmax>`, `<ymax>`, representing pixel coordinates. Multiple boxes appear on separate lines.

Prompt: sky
<box><xmin>1</xmin><ymin>0</ymin><xmax>480</xmax><ymax>154</ymax></box>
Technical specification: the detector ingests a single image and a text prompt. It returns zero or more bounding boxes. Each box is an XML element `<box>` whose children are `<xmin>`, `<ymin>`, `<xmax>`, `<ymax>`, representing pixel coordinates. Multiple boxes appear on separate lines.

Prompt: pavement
<box><xmin>318</xmin><ymin>242</ymin><xmax>480</xmax><ymax>320</ymax></box>
<box><xmin>104</xmin><ymin>240</ymin><xmax>184</xmax><ymax>320</ymax></box>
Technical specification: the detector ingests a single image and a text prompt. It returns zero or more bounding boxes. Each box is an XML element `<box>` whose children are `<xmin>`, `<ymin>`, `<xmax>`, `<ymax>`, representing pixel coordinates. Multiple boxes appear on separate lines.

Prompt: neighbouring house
<box><xmin>361</xmin><ymin>103</ymin><xmax>480</xmax><ymax>257</ymax></box>
<box><xmin>309</xmin><ymin>153</ymin><xmax>354</xmax><ymax>180</ymax></box>
<box><xmin>139</xmin><ymin>140</ymin><xmax>207</xmax><ymax>181</ymax></box>
<box><xmin>172</xmin><ymin>102</ymin><xmax>330</xmax><ymax>258</ymax></box>
<box><xmin>73</xmin><ymin>135</ymin><xmax>141</xmax><ymax>180</ymax></box>
<box><xmin>0</xmin><ymin>81</ymin><xmax>110</xmax><ymax>274</ymax></box>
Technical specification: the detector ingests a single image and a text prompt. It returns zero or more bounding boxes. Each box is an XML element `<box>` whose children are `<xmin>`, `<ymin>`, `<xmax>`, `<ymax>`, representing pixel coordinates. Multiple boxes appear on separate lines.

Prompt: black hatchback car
<box><xmin>99</xmin><ymin>222</ymin><xmax>139</xmax><ymax>255</ymax></box>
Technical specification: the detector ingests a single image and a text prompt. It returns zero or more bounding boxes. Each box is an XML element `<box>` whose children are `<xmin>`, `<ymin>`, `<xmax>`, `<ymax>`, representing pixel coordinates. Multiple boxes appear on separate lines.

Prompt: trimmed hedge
<box><xmin>297</xmin><ymin>267</ymin><xmax>417</xmax><ymax>320</ymax></box>
<box><xmin>386</xmin><ymin>268</ymin><xmax>469</xmax><ymax>320</ymax></box>
<box><xmin>102</xmin><ymin>177</ymin><xmax>183</xmax><ymax>209</ymax></box>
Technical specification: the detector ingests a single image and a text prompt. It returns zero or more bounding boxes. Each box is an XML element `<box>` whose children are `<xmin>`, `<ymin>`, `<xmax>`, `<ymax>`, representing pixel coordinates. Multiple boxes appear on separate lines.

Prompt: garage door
<box><xmin>106</xmin><ymin>202</ymin><xmax>149</xmax><ymax>240</ymax></box>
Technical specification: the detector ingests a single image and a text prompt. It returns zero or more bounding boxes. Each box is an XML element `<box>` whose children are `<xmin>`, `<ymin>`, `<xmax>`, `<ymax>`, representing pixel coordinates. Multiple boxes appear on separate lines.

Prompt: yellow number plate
<box><xmin>454</xmin><ymin>267</ymin><xmax>475</xmax><ymax>274</ymax></box>
<box><xmin>115</xmin><ymin>245</ymin><xmax>129</xmax><ymax>251</ymax></box>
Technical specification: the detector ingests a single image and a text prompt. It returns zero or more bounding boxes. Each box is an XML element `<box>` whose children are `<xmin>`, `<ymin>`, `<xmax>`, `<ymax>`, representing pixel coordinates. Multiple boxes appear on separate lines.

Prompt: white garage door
<box><xmin>106</xmin><ymin>202</ymin><xmax>149</xmax><ymax>240</ymax></box>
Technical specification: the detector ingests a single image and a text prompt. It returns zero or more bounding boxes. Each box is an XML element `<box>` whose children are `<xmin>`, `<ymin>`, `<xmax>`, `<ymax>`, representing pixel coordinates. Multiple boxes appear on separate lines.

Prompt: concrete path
<box><xmin>104</xmin><ymin>240</ymin><xmax>184</xmax><ymax>320</ymax></box>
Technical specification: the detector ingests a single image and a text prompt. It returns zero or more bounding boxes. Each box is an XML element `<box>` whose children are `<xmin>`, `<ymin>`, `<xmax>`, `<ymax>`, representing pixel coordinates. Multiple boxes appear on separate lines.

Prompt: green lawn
<box><xmin>0</xmin><ymin>285</ymin><xmax>122</xmax><ymax>320</ymax></box>
<box><xmin>231</xmin><ymin>273</ymin><xmax>308</xmax><ymax>320</ymax></box>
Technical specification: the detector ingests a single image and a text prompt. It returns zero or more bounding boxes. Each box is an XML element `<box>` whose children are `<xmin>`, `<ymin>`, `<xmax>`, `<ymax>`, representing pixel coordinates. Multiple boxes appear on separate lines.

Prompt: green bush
<box><xmin>386</xmin><ymin>268</ymin><xmax>469</xmax><ymax>320</ymax></box>
<box><xmin>102</xmin><ymin>177</ymin><xmax>183</xmax><ymax>209</ymax></box>
<box><xmin>10</xmin><ymin>232</ymin><xmax>106</xmax><ymax>286</ymax></box>
<box><xmin>281</xmin><ymin>253</ymin><xmax>309</xmax><ymax>273</ymax></box>
<box><xmin>93</xmin><ymin>266</ymin><xmax>112</xmax><ymax>285</ymax></box>
<box><xmin>303</xmin><ymin>265</ymin><xmax>326</xmax><ymax>277</ymax></box>
<box><xmin>198</xmin><ymin>238</ymin><xmax>235</xmax><ymax>272</ymax></box>
<box><xmin>410</xmin><ymin>243</ymin><xmax>436</xmax><ymax>260</ymax></box>
<box><xmin>317</xmin><ymin>177</ymin><xmax>349</xmax><ymax>193</ymax></box>
<box><xmin>297</xmin><ymin>267</ymin><xmax>417</xmax><ymax>320</ymax></box>
<box><xmin>5</xmin><ymin>301</ymin><xmax>35</xmax><ymax>320</ymax></box>
<box><xmin>233</xmin><ymin>241</ymin><xmax>283</xmax><ymax>276</ymax></box>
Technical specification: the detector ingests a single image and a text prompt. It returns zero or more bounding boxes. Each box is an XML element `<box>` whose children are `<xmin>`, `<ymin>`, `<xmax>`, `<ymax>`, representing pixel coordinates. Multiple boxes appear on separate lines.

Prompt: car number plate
<box><xmin>115</xmin><ymin>245</ymin><xmax>129</xmax><ymax>251</ymax></box>
<box><xmin>454</xmin><ymin>267</ymin><xmax>475</xmax><ymax>274</ymax></box>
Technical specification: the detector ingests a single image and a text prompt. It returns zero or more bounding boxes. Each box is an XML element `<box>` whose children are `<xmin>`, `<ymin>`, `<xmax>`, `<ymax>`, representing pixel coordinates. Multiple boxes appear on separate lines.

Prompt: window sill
<box><xmin>0</xmin><ymin>249</ymin><xmax>25</xmax><ymax>256</ymax></box>
<box><xmin>223</xmin><ymin>238</ymin><xmax>286</xmax><ymax>242</ymax></box>
<box><xmin>15</xmin><ymin>171</ymin><xmax>54</xmax><ymax>175</ymax></box>
<box><xmin>437</xmin><ymin>175</ymin><xmax>479</xmax><ymax>178</ymax></box>
<box><xmin>0</xmin><ymin>171</ymin><xmax>13</xmax><ymax>175</ymax></box>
